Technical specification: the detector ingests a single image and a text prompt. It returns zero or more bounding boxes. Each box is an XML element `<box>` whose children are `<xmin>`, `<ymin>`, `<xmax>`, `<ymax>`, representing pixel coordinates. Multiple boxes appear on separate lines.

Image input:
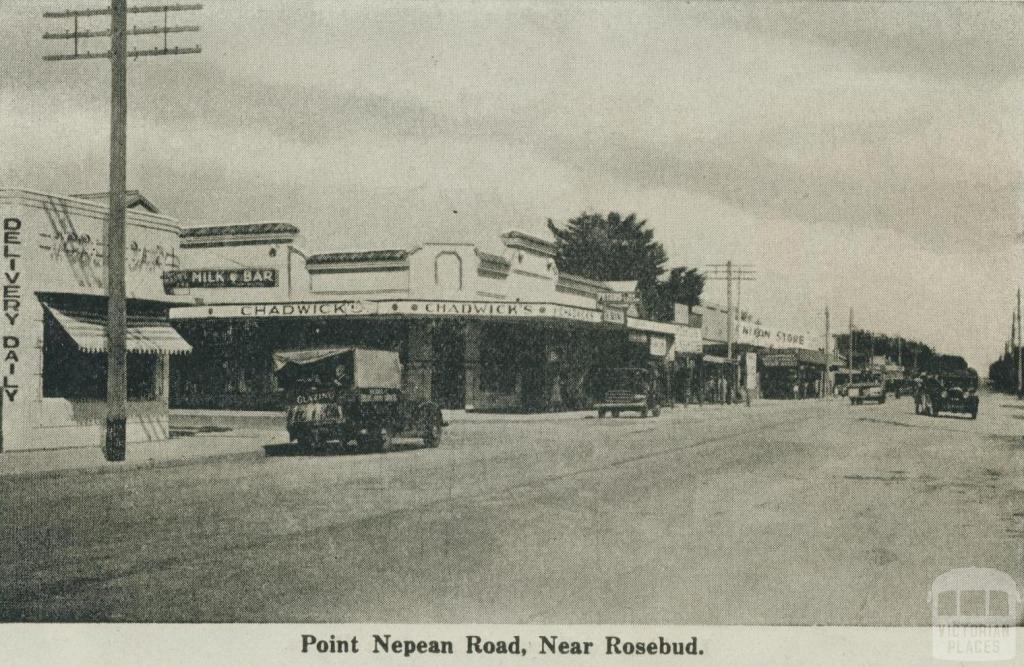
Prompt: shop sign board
<box><xmin>762</xmin><ymin>352</ymin><xmax>798</xmax><ymax>367</ymax></box>
<box><xmin>163</xmin><ymin>268</ymin><xmax>277</xmax><ymax>289</ymax></box>
<box><xmin>628</xmin><ymin>331</ymin><xmax>648</xmax><ymax>345</ymax></box>
<box><xmin>171</xmin><ymin>299</ymin><xmax>607</xmax><ymax>324</ymax></box>
<box><xmin>673</xmin><ymin>324</ymin><xmax>703</xmax><ymax>355</ymax></box>
<box><xmin>171</xmin><ymin>301</ymin><xmax>378</xmax><ymax>319</ymax></box>
<box><xmin>737</xmin><ymin>322</ymin><xmax>815</xmax><ymax>350</ymax></box>
<box><xmin>601</xmin><ymin>305</ymin><xmax>627</xmax><ymax>326</ymax></box>
<box><xmin>380</xmin><ymin>300</ymin><xmax>603</xmax><ymax>324</ymax></box>
<box><xmin>649</xmin><ymin>335</ymin><xmax>668</xmax><ymax>357</ymax></box>
<box><xmin>597</xmin><ymin>292</ymin><xmax>640</xmax><ymax>307</ymax></box>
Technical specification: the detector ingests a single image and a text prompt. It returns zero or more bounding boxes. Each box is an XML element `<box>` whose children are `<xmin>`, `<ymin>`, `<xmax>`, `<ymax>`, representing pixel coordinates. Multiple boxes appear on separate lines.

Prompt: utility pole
<box><xmin>848</xmin><ymin>308</ymin><xmax>854</xmax><ymax>380</ymax></box>
<box><xmin>44</xmin><ymin>2</ymin><xmax>202</xmax><ymax>461</ymax></box>
<box><xmin>705</xmin><ymin>262</ymin><xmax>756</xmax><ymax>405</ymax></box>
<box><xmin>823</xmin><ymin>306</ymin><xmax>830</xmax><ymax>398</ymax></box>
<box><xmin>1011</xmin><ymin>286</ymin><xmax>1019</xmax><ymax>397</ymax></box>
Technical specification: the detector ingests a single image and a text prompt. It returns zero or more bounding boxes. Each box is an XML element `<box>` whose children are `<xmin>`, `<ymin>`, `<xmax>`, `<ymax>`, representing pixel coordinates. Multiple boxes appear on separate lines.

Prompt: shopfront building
<box><xmin>0</xmin><ymin>189</ymin><xmax>191</xmax><ymax>451</ymax></box>
<box><xmin>695</xmin><ymin>303</ymin><xmax>823</xmax><ymax>401</ymax></box>
<box><xmin>167</xmin><ymin>228</ymin><xmax>695</xmax><ymax>414</ymax></box>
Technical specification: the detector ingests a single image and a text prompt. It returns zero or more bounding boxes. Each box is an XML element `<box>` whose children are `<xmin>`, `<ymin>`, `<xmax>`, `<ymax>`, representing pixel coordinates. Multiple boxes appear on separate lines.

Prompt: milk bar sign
<box><xmin>164</xmin><ymin>268</ymin><xmax>277</xmax><ymax>289</ymax></box>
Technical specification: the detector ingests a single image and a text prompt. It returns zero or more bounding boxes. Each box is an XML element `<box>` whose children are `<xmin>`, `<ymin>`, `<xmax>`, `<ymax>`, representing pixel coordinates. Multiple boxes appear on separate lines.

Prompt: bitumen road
<box><xmin>2</xmin><ymin>393</ymin><xmax>1022</xmax><ymax>624</ymax></box>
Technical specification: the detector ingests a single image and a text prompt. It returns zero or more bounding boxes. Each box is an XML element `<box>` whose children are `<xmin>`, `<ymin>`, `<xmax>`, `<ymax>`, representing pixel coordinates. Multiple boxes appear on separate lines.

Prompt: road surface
<box><xmin>2</xmin><ymin>393</ymin><xmax>1022</xmax><ymax>624</ymax></box>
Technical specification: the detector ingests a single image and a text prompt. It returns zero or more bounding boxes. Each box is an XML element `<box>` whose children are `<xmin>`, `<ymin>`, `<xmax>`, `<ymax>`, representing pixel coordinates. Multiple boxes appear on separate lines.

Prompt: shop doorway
<box><xmin>519</xmin><ymin>340</ymin><xmax>548</xmax><ymax>412</ymax></box>
<box><xmin>432</xmin><ymin>322</ymin><xmax>465</xmax><ymax>409</ymax></box>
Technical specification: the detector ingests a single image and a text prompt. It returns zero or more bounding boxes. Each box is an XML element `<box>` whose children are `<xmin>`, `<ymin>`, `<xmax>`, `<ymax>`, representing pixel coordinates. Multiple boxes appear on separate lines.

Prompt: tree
<box><xmin>548</xmin><ymin>212</ymin><xmax>703</xmax><ymax>321</ymax></box>
<box><xmin>547</xmin><ymin>212</ymin><xmax>668</xmax><ymax>285</ymax></box>
<box><xmin>642</xmin><ymin>266</ymin><xmax>705</xmax><ymax>322</ymax></box>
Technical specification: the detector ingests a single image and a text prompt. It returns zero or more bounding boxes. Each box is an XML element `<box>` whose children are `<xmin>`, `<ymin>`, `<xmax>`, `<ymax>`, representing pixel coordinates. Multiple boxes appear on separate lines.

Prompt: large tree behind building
<box><xmin>547</xmin><ymin>211</ymin><xmax>702</xmax><ymax>321</ymax></box>
<box><xmin>547</xmin><ymin>212</ymin><xmax>668</xmax><ymax>284</ymax></box>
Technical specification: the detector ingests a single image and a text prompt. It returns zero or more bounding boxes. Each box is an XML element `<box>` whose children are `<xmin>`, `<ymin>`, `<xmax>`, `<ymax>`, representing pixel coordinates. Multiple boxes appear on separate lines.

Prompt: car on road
<box><xmin>847</xmin><ymin>372</ymin><xmax>885</xmax><ymax>405</ymax></box>
<box><xmin>595</xmin><ymin>367</ymin><xmax>662</xmax><ymax>418</ymax></box>
<box><xmin>274</xmin><ymin>347</ymin><xmax>444</xmax><ymax>452</ymax></box>
<box><xmin>914</xmin><ymin>372</ymin><xmax>979</xmax><ymax>419</ymax></box>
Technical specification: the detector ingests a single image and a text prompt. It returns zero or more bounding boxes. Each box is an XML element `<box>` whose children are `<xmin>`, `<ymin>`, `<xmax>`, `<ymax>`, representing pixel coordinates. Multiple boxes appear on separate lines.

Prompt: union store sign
<box><xmin>163</xmin><ymin>268</ymin><xmax>277</xmax><ymax>289</ymax></box>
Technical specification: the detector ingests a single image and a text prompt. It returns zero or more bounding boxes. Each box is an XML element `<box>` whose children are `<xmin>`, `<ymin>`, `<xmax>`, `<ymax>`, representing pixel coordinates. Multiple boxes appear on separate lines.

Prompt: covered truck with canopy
<box><xmin>273</xmin><ymin>347</ymin><xmax>443</xmax><ymax>452</ymax></box>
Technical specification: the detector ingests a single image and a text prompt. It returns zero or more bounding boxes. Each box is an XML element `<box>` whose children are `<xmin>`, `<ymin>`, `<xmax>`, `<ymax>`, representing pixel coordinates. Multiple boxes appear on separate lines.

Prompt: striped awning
<box><xmin>45</xmin><ymin>306</ymin><xmax>192</xmax><ymax>355</ymax></box>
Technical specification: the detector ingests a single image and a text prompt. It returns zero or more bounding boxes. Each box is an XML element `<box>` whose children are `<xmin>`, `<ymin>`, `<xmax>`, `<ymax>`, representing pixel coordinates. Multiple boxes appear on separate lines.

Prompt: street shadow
<box><xmin>263</xmin><ymin>439</ymin><xmax>426</xmax><ymax>457</ymax></box>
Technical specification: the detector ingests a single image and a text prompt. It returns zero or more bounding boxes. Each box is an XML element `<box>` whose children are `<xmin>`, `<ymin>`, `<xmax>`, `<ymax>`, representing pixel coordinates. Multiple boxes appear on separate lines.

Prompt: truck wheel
<box><xmin>422</xmin><ymin>415</ymin><xmax>443</xmax><ymax>448</ymax></box>
<box><xmin>652</xmin><ymin>406</ymin><xmax>661</xmax><ymax>417</ymax></box>
<box><xmin>640</xmin><ymin>409</ymin><xmax>648</xmax><ymax>418</ymax></box>
<box><xmin>879</xmin><ymin>396</ymin><xmax>885</xmax><ymax>404</ymax></box>
<box><xmin>597</xmin><ymin>409</ymin><xmax>606</xmax><ymax>418</ymax></box>
<box><xmin>611</xmin><ymin>410</ymin><xmax>620</xmax><ymax>418</ymax></box>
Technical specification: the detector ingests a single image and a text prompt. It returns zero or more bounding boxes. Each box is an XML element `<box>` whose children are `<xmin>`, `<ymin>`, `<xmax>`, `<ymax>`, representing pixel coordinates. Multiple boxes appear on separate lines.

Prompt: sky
<box><xmin>1</xmin><ymin>0</ymin><xmax>1021</xmax><ymax>371</ymax></box>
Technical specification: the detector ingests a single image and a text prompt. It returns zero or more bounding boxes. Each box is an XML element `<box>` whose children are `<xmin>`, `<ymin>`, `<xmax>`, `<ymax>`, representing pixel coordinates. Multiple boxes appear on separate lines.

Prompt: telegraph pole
<box><xmin>705</xmin><ymin>262</ymin><xmax>756</xmax><ymax>404</ymax></box>
<box><xmin>1011</xmin><ymin>286</ymin><xmax>1019</xmax><ymax>397</ymax></box>
<box><xmin>848</xmin><ymin>308</ymin><xmax>854</xmax><ymax>379</ymax></box>
<box><xmin>823</xmin><ymin>306</ymin><xmax>830</xmax><ymax>398</ymax></box>
<box><xmin>44</xmin><ymin>2</ymin><xmax>202</xmax><ymax>461</ymax></box>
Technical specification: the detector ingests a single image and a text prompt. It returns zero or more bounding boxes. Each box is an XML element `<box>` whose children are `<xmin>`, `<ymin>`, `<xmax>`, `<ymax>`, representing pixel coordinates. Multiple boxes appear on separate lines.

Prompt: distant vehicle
<box><xmin>595</xmin><ymin>367</ymin><xmax>662</xmax><ymax>418</ymax></box>
<box><xmin>887</xmin><ymin>377</ymin><xmax>914</xmax><ymax>399</ymax></box>
<box><xmin>915</xmin><ymin>371</ymin><xmax>979</xmax><ymax>419</ymax></box>
<box><xmin>274</xmin><ymin>347</ymin><xmax>444</xmax><ymax>452</ymax></box>
<box><xmin>848</xmin><ymin>372</ymin><xmax>885</xmax><ymax>405</ymax></box>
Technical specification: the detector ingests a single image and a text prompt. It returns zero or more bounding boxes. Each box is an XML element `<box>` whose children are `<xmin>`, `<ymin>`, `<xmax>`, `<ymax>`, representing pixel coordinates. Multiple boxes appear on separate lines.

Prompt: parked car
<box><xmin>274</xmin><ymin>347</ymin><xmax>444</xmax><ymax>452</ymax></box>
<box><xmin>595</xmin><ymin>367</ymin><xmax>662</xmax><ymax>418</ymax></box>
<box><xmin>915</xmin><ymin>373</ymin><xmax>979</xmax><ymax>419</ymax></box>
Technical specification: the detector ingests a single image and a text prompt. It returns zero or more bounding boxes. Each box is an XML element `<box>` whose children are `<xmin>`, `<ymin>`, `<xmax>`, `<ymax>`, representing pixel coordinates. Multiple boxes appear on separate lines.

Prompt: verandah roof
<box><xmin>45</xmin><ymin>306</ymin><xmax>192</xmax><ymax>355</ymax></box>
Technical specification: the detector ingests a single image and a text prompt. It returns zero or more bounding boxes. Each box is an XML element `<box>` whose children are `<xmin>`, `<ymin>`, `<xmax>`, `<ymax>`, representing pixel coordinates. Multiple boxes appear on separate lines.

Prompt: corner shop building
<box><xmin>167</xmin><ymin>225</ymin><xmax>694</xmax><ymax>414</ymax></box>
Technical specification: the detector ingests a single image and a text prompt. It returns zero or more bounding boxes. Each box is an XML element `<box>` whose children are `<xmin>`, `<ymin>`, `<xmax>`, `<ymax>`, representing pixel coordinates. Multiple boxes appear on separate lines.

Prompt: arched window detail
<box><xmin>434</xmin><ymin>251</ymin><xmax>463</xmax><ymax>292</ymax></box>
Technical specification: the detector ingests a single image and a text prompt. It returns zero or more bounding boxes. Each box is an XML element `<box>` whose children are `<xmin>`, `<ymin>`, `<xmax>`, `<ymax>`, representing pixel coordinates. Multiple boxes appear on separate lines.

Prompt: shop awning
<box><xmin>45</xmin><ymin>306</ymin><xmax>192</xmax><ymax>355</ymax></box>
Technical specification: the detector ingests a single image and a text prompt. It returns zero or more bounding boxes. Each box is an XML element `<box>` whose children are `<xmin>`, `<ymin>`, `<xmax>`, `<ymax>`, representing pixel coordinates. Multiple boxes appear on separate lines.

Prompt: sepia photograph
<box><xmin>1</xmin><ymin>0</ymin><xmax>1023</xmax><ymax>662</ymax></box>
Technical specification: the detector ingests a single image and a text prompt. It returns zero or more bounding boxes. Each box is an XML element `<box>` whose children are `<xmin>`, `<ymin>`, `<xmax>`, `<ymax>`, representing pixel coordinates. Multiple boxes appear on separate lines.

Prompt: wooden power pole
<box><xmin>44</xmin><ymin>2</ymin><xmax>202</xmax><ymax>461</ymax></box>
<box><xmin>848</xmin><ymin>308</ymin><xmax>854</xmax><ymax>379</ymax></box>
<box><xmin>1011</xmin><ymin>284</ymin><xmax>1019</xmax><ymax>397</ymax></box>
<box><xmin>823</xmin><ymin>306</ymin><xmax>830</xmax><ymax>397</ymax></box>
<box><xmin>705</xmin><ymin>262</ymin><xmax>756</xmax><ymax>405</ymax></box>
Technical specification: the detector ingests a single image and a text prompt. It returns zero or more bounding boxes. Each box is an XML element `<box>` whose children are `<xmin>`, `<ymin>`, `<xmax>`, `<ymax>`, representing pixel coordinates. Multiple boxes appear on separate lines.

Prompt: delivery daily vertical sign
<box><xmin>3</xmin><ymin>217</ymin><xmax>22</xmax><ymax>405</ymax></box>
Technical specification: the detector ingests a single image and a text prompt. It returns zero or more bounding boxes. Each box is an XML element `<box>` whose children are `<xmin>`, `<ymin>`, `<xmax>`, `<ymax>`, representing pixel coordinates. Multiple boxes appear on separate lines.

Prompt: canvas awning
<box><xmin>45</xmin><ymin>305</ymin><xmax>192</xmax><ymax>355</ymax></box>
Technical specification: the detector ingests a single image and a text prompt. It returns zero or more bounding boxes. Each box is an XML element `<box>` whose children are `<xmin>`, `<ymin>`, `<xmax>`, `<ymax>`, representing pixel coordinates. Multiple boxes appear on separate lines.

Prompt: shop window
<box><xmin>42</xmin><ymin>314</ymin><xmax>160</xmax><ymax>401</ymax></box>
<box><xmin>479</xmin><ymin>323</ymin><xmax>517</xmax><ymax>393</ymax></box>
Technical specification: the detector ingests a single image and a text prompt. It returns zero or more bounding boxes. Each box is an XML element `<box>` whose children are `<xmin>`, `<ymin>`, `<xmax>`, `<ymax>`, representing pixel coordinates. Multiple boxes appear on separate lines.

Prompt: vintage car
<box><xmin>915</xmin><ymin>373</ymin><xmax>979</xmax><ymax>419</ymax></box>
<box><xmin>595</xmin><ymin>367</ymin><xmax>662</xmax><ymax>418</ymax></box>
<box><xmin>847</xmin><ymin>372</ymin><xmax>885</xmax><ymax>405</ymax></box>
<box><xmin>274</xmin><ymin>347</ymin><xmax>444</xmax><ymax>452</ymax></box>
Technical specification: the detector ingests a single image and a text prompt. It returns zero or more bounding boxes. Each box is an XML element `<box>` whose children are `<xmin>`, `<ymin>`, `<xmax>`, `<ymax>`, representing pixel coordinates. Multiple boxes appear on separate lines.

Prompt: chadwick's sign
<box><xmin>163</xmin><ymin>268</ymin><xmax>277</xmax><ymax>289</ymax></box>
<box><xmin>170</xmin><ymin>301</ymin><xmax>376</xmax><ymax>319</ymax></box>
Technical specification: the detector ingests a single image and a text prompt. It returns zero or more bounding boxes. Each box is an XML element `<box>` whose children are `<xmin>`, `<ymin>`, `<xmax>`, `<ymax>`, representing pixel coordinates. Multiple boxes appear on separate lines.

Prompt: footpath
<box><xmin>0</xmin><ymin>401</ymin><xmax>805</xmax><ymax>477</ymax></box>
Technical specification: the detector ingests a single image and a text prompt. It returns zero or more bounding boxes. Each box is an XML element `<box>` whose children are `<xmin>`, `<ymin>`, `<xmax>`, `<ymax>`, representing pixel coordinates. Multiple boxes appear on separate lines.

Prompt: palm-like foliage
<box><xmin>547</xmin><ymin>212</ymin><xmax>668</xmax><ymax>284</ymax></box>
<box><xmin>547</xmin><ymin>212</ymin><xmax>703</xmax><ymax>322</ymax></box>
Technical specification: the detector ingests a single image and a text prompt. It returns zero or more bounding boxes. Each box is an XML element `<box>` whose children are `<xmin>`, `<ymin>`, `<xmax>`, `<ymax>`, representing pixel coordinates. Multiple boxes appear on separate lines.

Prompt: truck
<box><xmin>274</xmin><ymin>347</ymin><xmax>444</xmax><ymax>453</ymax></box>
<box><xmin>595</xmin><ymin>367</ymin><xmax>662</xmax><ymax>418</ymax></box>
<box><xmin>847</xmin><ymin>371</ymin><xmax>886</xmax><ymax>405</ymax></box>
